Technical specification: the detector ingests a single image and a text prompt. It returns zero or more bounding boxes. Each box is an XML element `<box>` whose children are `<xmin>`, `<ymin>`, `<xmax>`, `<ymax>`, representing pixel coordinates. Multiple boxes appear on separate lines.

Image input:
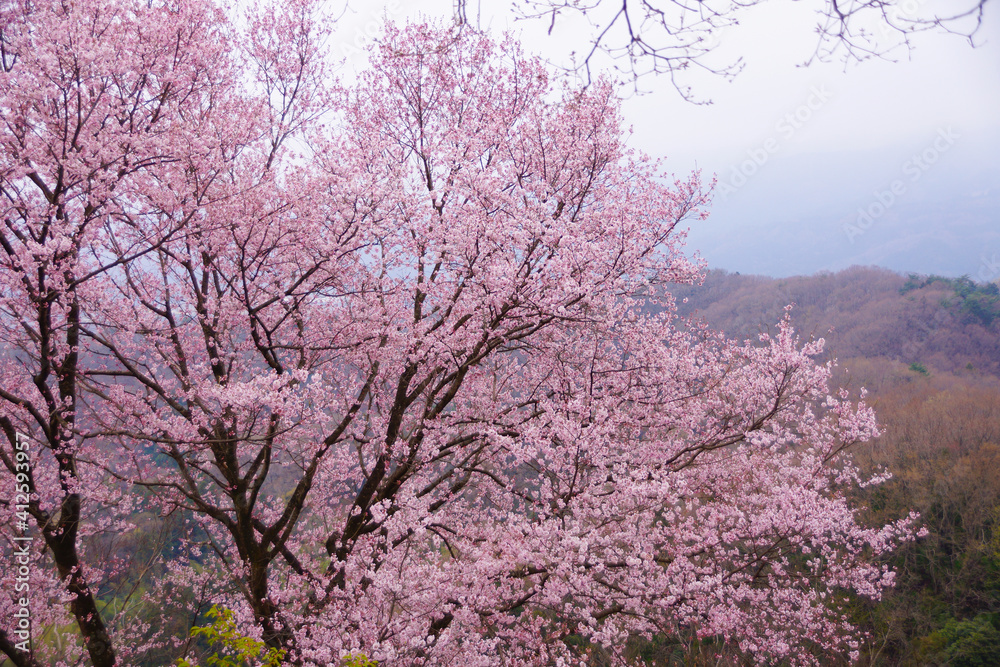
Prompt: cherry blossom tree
<box><xmin>0</xmin><ymin>0</ymin><xmax>245</xmax><ymax>663</ymax></box>
<box><xmin>1</xmin><ymin>1</ymin><xmax>919</xmax><ymax>665</ymax></box>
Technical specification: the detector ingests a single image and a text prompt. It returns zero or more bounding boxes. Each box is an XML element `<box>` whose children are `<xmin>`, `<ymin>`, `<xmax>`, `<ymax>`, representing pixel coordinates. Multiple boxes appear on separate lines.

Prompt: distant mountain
<box><xmin>668</xmin><ymin>266</ymin><xmax>1000</xmax><ymax>378</ymax></box>
<box><xmin>686</xmin><ymin>133</ymin><xmax>1000</xmax><ymax>278</ymax></box>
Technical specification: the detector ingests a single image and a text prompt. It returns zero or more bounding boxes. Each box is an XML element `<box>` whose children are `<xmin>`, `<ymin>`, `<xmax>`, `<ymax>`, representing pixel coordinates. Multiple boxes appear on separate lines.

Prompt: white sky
<box><xmin>333</xmin><ymin>0</ymin><xmax>998</xmax><ymax>158</ymax></box>
<box><xmin>330</xmin><ymin>0</ymin><xmax>1000</xmax><ymax>277</ymax></box>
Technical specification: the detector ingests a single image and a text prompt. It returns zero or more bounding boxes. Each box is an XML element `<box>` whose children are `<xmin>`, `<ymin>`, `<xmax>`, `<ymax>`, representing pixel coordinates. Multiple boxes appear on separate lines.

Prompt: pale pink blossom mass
<box><xmin>0</xmin><ymin>1</ymin><xmax>919</xmax><ymax>665</ymax></box>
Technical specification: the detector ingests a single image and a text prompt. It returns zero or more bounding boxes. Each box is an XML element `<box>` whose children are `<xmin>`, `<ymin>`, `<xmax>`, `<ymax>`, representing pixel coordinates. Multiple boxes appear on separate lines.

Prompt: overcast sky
<box><xmin>333</xmin><ymin>0</ymin><xmax>1000</xmax><ymax>278</ymax></box>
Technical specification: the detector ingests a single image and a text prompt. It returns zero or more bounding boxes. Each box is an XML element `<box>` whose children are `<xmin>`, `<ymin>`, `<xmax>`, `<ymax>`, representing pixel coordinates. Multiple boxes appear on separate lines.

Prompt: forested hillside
<box><xmin>671</xmin><ymin>267</ymin><xmax>1000</xmax><ymax>665</ymax></box>
<box><xmin>672</xmin><ymin>267</ymin><xmax>1000</xmax><ymax>377</ymax></box>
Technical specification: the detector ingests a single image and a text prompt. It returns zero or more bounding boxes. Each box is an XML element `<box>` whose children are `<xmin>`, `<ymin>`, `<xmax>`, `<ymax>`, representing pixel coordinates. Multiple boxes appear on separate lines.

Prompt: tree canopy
<box><xmin>0</xmin><ymin>1</ymin><xmax>919</xmax><ymax>664</ymax></box>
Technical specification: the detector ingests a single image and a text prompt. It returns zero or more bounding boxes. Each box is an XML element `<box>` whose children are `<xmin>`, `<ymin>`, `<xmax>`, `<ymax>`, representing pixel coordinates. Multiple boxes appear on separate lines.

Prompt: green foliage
<box><xmin>908</xmin><ymin>362</ymin><xmax>929</xmax><ymax>376</ymax></box>
<box><xmin>963</xmin><ymin>290</ymin><xmax>1000</xmax><ymax>326</ymax></box>
<box><xmin>898</xmin><ymin>273</ymin><xmax>1000</xmax><ymax>325</ymax></box>
<box><xmin>172</xmin><ymin>606</ymin><xmax>378</xmax><ymax>667</ymax></box>
<box><xmin>176</xmin><ymin>606</ymin><xmax>285</xmax><ymax>667</ymax></box>
<box><xmin>900</xmin><ymin>273</ymin><xmax>927</xmax><ymax>294</ymax></box>
<box><xmin>917</xmin><ymin>614</ymin><xmax>1000</xmax><ymax>666</ymax></box>
<box><xmin>899</xmin><ymin>273</ymin><xmax>952</xmax><ymax>295</ymax></box>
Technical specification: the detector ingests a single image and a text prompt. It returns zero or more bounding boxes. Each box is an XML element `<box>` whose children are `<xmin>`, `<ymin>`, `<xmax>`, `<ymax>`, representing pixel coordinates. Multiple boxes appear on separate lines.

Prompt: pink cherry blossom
<box><xmin>0</xmin><ymin>4</ymin><xmax>918</xmax><ymax>665</ymax></box>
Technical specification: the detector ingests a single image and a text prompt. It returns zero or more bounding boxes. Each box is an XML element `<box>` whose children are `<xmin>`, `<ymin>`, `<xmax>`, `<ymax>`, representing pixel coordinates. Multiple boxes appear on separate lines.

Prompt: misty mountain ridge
<box><xmin>687</xmin><ymin>130</ymin><xmax>1000</xmax><ymax>278</ymax></box>
<box><xmin>670</xmin><ymin>266</ymin><xmax>1000</xmax><ymax>379</ymax></box>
